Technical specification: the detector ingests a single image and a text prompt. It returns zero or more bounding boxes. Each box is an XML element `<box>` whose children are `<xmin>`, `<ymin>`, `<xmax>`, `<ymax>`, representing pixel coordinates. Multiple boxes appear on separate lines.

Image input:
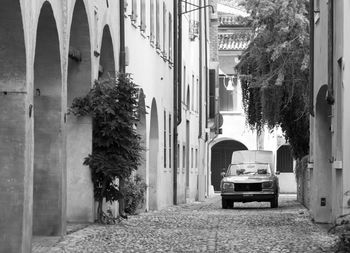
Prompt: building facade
<box><xmin>0</xmin><ymin>0</ymin><xmax>212</xmax><ymax>252</ymax></box>
<box><xmin>310</xmin><ymin>0</ymin><xmax>350</xmax><ymax>223</ymax></box>
<box><xmin>207</xmin><ymin>1</ymin><xmax>296</xmax><ymax>194</ymax></box>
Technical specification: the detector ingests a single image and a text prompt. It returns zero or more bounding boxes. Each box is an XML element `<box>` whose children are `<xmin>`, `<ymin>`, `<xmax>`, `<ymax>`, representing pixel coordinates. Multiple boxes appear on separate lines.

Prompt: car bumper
<box><xmin>221</xmin><ymin>192</ymin><xmax>276</xmax><ymax>202</ymax></box>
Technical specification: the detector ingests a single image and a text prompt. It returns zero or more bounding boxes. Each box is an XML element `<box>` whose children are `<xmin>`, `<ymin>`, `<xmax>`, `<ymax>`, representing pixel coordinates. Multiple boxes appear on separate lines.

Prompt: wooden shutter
<box><xmin>140</xmin><ymin>0</ymin><xmax>146</xmax><ymax>31</ymax></box>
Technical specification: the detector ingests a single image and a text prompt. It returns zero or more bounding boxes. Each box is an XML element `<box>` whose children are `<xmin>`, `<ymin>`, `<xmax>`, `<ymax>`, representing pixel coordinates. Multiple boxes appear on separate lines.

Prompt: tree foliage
<box><xmin>69</xmin><ymin>73</ymin><xmax>144</xmax><ymax>222</ymax></box>
<box><xmin>236</xmin><ymin>0</ymin><xmax>310</xmax><ymax>159</ymax></box>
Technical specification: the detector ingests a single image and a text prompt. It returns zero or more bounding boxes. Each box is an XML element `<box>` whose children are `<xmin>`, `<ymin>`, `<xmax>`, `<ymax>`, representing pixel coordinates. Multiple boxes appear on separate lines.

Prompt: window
<box><xmin>191</xmin><ymin>75</ymin><xmax>195</xmax><ymax>111</ymax></box>
<box><xmin>219</xmin><ymin>75</ymin><xmax>238</xmax><ymax>111</ymax></box>
<box><xmin>182</xmin><ymin>145</ymin><xmax>186</xmax><ymax>171</ymax></box>
<box><xmin>314</xmin><ymin>0</ymin><xmax>320</xmax><ymax>23</ymax></box>
<box><xmin>209</xmin><ymin>69</ymin><xmax>216</xmax><ymax>118</ymax></box>
<box><xmin>140</xmin><ymin>0</ymin><xmax>146</xmax><ymax>31</ymax></box>
<box><xmin>156</xmin><ymin>0</ymin><xmax>160</xmax><ymax>49</ymax></box>
<box><xmin>150</xmin><ymin>0</ymin><xmax>155</xmax><ymax>42</ymax></box>
<box><xmin>163</xmin><ymin>111</ymin><xmax>167</xmax><ymax>168</ymax></box>
<box><xmin>168</xmin><ymin>13</ymin><xmax>173</xmax><ymax>62</ymax></box>
<box><xmin>177</xmin><ymin>143</ymin><xmax>180</xmax><ymax>170</ymax></box>
<box><xmin>196</xmin><ymin>78</ymin><xmax>199</xmax><ymax>112</ymax></box>
<box><xmin>169</xmin><ymin>114</ymin><xmax>172</xmax><ymax>169</ymax></box>
<box><xmin>162</xmin><ymin>2</ymin><xmax>167</xmax><ymax>56</ymax></box>
<box><xmin>131</xmin><ymin>0</ymin><xmax>138</xmax><ymax>22</ymax></box>
<box><xmin>195</xmin><ymin>149</ymin><xmax>198</xmax><ymax>168</ymax></box>
<box><xmin>183</xmin><ymin>66</ymin><xmax>186</xmax><ymax>101</ymax></box>
<box><xmin>191</xmin><ymin>148</ymin><xmax>194</xmax><ymax>169</ymax></box>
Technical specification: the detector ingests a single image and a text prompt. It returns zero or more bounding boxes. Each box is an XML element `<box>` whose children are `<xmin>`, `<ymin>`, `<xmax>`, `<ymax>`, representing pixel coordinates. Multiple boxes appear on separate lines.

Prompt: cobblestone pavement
<box><xmin>34</xmin><ymin>195</ymin><xmax>339</xmax><ymax>253</ymax></box>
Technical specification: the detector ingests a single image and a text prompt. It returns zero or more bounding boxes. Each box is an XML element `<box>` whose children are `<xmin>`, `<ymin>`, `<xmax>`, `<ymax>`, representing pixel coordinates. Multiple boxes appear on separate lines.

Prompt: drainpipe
<box><xmin>327</xmin><ymin>0</ymin><xmax>335</xmax><ymax>105</ymax></box>
<box><xmin>198</xmin><ymin>0</ymin><xmax>203</xmax><ymax>138</ymax></box>
<box><xmin>309</xmin><ymin>0</ymin><xmax>314</xmax><ymax>116</ymax></box>
<box><xmin>204</xmin><ymin>2</ymin><xmax>209</xmax><ymax>132</ymax></box>
<box><xmin>119</xmin><ymin>0</ymin><xmax>126</xmax><ymax>74</ymax></box>
<box><xmin>118</xmin><ymin>0</ymin><xmax>127</xmax><ymax>218</ymax></box>
<box><xmin>177</xmin><ymin>0</ymin><xmax>182</xmax><ymax>126</ymax></box>
<box><xmin>173</xmin><ymin>0</ymin><xmax>179</xmax><ymax>205</ymax></box>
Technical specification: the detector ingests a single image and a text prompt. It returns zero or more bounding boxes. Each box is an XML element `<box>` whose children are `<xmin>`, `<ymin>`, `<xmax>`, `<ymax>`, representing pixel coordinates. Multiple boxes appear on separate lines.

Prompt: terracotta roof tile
<box><xmin>218</xmin><ymin>32</ymin><xmax>251</xmax><ymax>51</ymax></box>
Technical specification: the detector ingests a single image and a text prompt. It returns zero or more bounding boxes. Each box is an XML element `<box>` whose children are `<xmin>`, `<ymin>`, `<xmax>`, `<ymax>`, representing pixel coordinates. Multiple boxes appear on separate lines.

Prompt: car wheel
<box><xmin>222</xmin><ymin>199</ymin><xmax>228</xmax><ymax>209</ymax></box>
<box><xmin>270</xmin><ymin>195</ymin><xmax>278</xmax><ymax>208</ymax></box>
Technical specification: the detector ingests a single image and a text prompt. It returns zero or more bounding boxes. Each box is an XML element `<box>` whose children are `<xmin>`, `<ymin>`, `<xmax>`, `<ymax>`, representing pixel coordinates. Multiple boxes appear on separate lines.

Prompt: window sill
<box><xmin>140</xmin><ymin>31</ymin><xmax>147</xmax><ymax>38</ymax></box>
<box><xmin>219</xmin><ymin>111</ymin><xmax>244</xmax><ymax>115</ymax></box>
<box><xmin>131</xmin><ymin>21</ymin><xmax>138</xmax><ymax>29</ymax></box>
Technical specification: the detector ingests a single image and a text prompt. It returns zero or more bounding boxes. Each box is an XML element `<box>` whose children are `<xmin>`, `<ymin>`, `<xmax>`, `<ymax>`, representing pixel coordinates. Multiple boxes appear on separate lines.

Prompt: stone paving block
<box><xmin>33</xmin><ymin>195</ymin><xmax>339</xmax><ymax>253</ymax></box>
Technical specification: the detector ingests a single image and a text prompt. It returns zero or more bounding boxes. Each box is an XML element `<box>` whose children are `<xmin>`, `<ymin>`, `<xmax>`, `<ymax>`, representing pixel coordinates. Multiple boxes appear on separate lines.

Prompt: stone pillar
<box><xmin>0</xmin><ymin>94</ymin><xmax>32</xmax><ymax>253</ymax></box>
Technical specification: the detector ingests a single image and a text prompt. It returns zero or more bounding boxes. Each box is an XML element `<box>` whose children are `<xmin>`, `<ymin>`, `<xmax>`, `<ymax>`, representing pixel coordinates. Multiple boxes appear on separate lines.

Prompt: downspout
<box><xmin>309</xmin><ymin>0</ymin><xmax>314</xmax><ymax>116</ymax></box>
<box><xmin>204</xmin><ymin>1</ymin><xmax>209</xmax><ymax>132</ymax></box>
<box><xmin>327</xmin><ymin>0</ymin><xmax>335</xmax><ymax>105</ymax></box>
<box><xmin>173</xmin><ymin>0</ymin><xmax>179</xmax><ymax>205</ymax></box>
<box><xmin>198</xmin><ymin>0</ymin><xmax>203</xmax><ymax>138</ymax></box>
<box><xmin>177</xmin><ymin>0</ymin><xmax>182</xmax><ymax>126</ymax></box>
<box><xmin>119</xmin><ymin>0</ymin><xmax>127</xmax><ymax>217</ymax></box>
<box><xmin>119</xmin><ymin>0</ymin><xmax>126</xmax><ymax>74</ymax></box>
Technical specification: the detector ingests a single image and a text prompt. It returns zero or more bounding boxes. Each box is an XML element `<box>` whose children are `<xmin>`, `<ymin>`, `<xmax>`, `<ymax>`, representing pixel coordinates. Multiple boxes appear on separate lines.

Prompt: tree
<box><xmin>69</xmin><ymin>73</ymin><xmax>144</xmax><ymax>223</ymax></box>
<box><xmin>236</xmin><ymin>0</ymin><xmax>310</xmax><ymax>159</ymax></box>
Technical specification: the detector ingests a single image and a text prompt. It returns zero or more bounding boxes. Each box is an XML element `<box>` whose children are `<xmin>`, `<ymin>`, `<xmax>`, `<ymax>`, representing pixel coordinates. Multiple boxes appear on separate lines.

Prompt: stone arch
<box><xmin>66</xmin><ymin>0</ymin><xmax>94</xmax><ymax>223</ymax></box>
<box><xmin>313</xmin><ymin>84</ymin><xmax>332</xmax><ymax>222</ymax></box>
<box><xmin>211</xmin><ymin>139</ymin><xmax>248</xmax><ymax>191</ymax></box>
<box><xmin>0</xmin><ymin>0</ymin><xmax>28</xmax><ymax>251</ymax></box>
<box><xmin>0</xmin><ymin>0</ymin><xmax>26</xmax><ymax>90</ymax></box>
<box><xmin>276</xmin><ymin>145</ymin><xmax>293</xmax><ymax>173</ymax></box>
<box><xmin>33</xmin><ymin>2</ymin><xmax>64</xmax><ymax>236</ymax></box>
<box><xmin>99</xmin><ymin>25</ymin><xmax>115</xmax><ymax>79</ymax></box>
<box><xmin>149</xmin><ymin>98</ymin><xmax>159</xmax><ymax>210</ymax></box>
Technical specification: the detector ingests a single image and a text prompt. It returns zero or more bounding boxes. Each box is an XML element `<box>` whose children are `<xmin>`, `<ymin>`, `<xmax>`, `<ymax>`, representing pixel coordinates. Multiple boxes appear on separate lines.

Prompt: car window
<box><xmin>226</xmin><ymin>163</ymin><xmax>271</xmax><ymax>176</ymax></box>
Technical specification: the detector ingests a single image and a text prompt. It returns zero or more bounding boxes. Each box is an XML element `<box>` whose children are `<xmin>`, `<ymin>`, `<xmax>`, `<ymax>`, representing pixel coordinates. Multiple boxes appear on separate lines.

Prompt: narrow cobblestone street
<box><xmin>33</xmin><ymin>195</ymin><xmax>338</xmax><ymax>253</ymax></box>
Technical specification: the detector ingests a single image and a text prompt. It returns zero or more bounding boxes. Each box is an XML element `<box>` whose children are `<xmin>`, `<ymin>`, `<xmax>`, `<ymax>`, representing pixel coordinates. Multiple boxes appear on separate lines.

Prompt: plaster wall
<box><xmin>124</xmin><ymin>0</ymin><xmax>174</xmax><ymax>210</ymax></box>
<box><xmin>311</xmin><ymin>0</ymin><xmax>332</xmax><ymax>223</ymax></box>
<box><xmin>277</xmin><ymin>173</ymin><xmax>297</xmax><ymax>194</ymax></box>
<box><xmin>342</xmin><ymin>0</ymin><xmax>350</xmax><ymax>216</ymax></box>
<box><xmin>178</xmin><ymin>0</ymin><xmax>203</xmax><ymax>203</ymax></box>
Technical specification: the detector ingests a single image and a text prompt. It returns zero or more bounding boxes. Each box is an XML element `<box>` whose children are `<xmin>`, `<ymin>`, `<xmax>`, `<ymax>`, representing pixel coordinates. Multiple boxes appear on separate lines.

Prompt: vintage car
<box><xmin>220</xmin><ymin>150</ymin><xmax>279</xmax><ymax>209</ymax></box>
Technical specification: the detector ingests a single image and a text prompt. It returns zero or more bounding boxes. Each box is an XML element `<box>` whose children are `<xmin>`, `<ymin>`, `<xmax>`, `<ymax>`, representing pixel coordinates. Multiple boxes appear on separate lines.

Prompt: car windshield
<box><xmin>226</xmin><ymin>163</ymin><xmax>271</xmax><ymax>176</ymax></box>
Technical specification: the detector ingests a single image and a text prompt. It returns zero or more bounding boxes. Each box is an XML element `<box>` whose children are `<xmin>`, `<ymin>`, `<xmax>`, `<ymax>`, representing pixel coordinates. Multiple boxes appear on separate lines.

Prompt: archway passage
<box><xmin>313</xmin><ymin>85</ymin><xmax>332</xmax><ymax>222</ymax></box>
<box><xmin>211</xmin><ymin>140</ymin><xmax>247</xmax><ymax>191</ymax></box>
<box><xmin>0</xmin><ymin>0</ymin><xmax>28</xmax><ymax>251</ymax></box>
<box><xmin>33</xmin><ymin>2</ymin><xmax>63</xmax><ymax>236</ymax></box>
<box><xmin>67</xmin><ymin>0</ymin><xmax>93</xmax><ymax>223</ymax></box>
<box><xmin>149</xmin><ymin>98</ymin><xmax>159</xmax><ymax>210</ymax></box>
<box><xmin>277</xmin><ymin>145</ymin><xmax>293</xmax><ymax>173</ymax></box>
<box><xmin>99</xmin><ymin>25</ymin><xmax>115</xmax><ymax>79</ymax></box>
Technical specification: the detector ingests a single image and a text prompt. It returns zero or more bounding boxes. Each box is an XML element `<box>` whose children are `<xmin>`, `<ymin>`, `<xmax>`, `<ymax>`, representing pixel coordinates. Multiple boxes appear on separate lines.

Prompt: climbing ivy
<box><xmin>69</xmin><ymin>73</ymin><xmax>144</xmax><ymax>223</ymax></box>
<box><xmin>236</xmin><ymin>0</ymin><xmax>310</xmax><ymax>159</ymax></box>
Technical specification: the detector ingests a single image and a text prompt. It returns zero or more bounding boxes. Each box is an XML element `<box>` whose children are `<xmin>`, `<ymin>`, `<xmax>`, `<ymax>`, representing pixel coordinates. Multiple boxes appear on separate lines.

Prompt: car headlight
<box><xmin>262</xmin><ymin>181</ymin><xmax>273</xmax><ymax>188</ymax></box>
<box><xmin>222</xmin><ymin>182</ymin><xmax>234</xmax><ymax>190</ymax></box>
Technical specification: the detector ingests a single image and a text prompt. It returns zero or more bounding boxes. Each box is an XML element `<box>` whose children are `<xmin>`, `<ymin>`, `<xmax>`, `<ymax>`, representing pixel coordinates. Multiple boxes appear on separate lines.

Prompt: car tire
<box><xmin>270</xmin><ymin>195</ymin><xmax>278</xmax><ymax>208</ymax></box>
<box><xmin>222</xmin><ymin>199</ymin><xmax>228</xmax><ymax>209</ymax></box>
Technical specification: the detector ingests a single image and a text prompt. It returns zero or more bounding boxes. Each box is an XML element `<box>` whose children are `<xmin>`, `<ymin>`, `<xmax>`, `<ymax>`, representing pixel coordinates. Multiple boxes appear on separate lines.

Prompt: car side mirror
<box><xmin>275</xmin><ymin>171</ymin><xmax>280</xmax><ymax>175</ymax></box>
<box><xmin>220</xmin><ymin>172</ymin><xmax>226</xmax><ymax>177</ymax></box>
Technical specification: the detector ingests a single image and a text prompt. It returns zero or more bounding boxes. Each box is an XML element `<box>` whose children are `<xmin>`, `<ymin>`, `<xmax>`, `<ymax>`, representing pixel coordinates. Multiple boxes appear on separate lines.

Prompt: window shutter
<box><xmin>168</xmin><ymin>13</ymin><xmax>173</xmax><ymax>62</ymax></box>
<box><xmin>150</xmin><ymin>0</ymin><xmax>155</xmax><ymax>42</ymax></box>
<box><xmin>156</xmin><ymin>0</ymin><xmax>160</xmax><ymax>49</ymax></box>
<box><xmin>162</xmin><ymin>2</ymin><xmax>167</xmax><ymax>56</ymax></box>
<box><xmin>131</xmin><ymin>0</ymin><xmax>138</xmax><ymax>22</ymax></box>
<box><xmin>140</xmin><ymin>0</ymin><xmax>146</xmax><ymax>31</ymax></box>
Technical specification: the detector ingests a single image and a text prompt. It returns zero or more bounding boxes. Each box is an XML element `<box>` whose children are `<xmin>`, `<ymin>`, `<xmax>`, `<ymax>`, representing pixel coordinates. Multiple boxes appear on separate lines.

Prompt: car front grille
<box><xmin>234</xmin><ymin>183</ymin><xmax>262</xmax><ymax>192</ymax></box>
